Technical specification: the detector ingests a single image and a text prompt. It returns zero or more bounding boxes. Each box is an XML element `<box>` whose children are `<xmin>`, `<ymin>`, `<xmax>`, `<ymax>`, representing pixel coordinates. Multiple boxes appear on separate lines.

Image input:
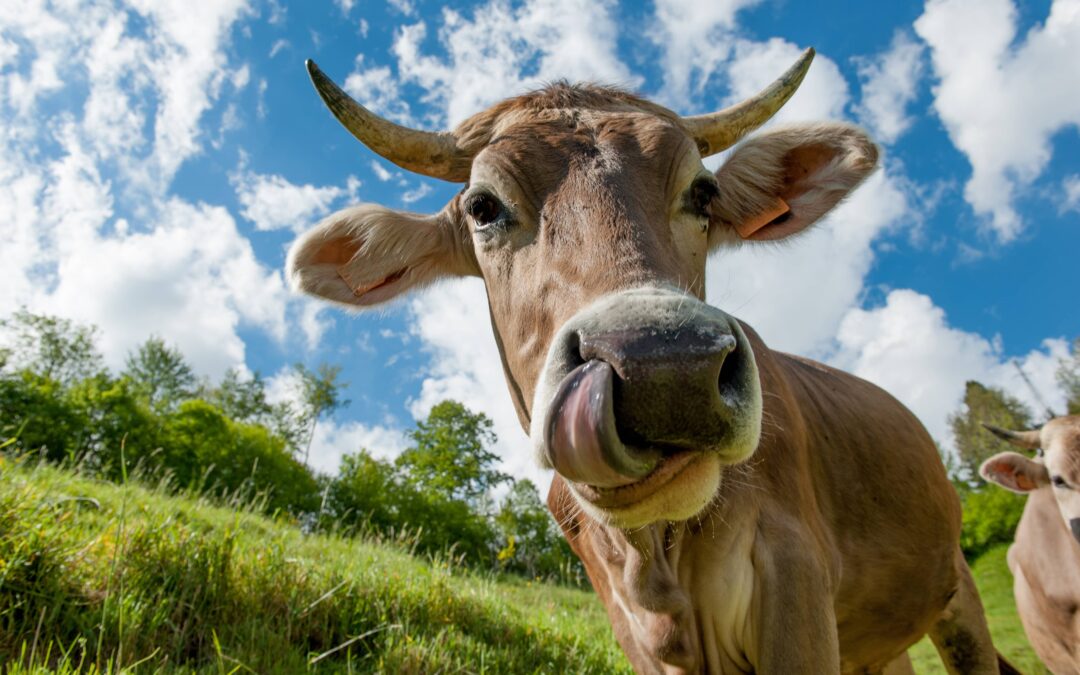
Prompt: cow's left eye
<box><xmin>466</xmin><ymin>192</ymin><xmax>505</xmax><ymax>229</ymax></box>
<box><xmin>1052</xmin><ymin>475</ymin><xmax>1072</xmax><ymax>489</ymax></box>
<box><xmin>688</xmin><ymin>178</ymin><xmax>720</xmax><ymax>218</ymax></box>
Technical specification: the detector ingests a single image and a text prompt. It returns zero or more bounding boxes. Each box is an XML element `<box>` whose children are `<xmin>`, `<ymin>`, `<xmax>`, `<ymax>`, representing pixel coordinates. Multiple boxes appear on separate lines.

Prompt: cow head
<box><xmin>288</xmin><ymin>50</ymin><xmax>879</xmax><ymax>528</ymax></box>
<box><xmin>981</xmin><ymin>417</ymin><xmax>1080</xmax><ymax>544</ymax></box>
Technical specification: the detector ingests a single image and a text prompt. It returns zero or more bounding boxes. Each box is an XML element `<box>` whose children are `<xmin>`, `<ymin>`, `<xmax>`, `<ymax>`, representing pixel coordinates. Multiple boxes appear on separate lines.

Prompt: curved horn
<box><xmin>982</xmin><ymin>423</ymin><xmax>1042</xmax><ymax>450</ymax></box>
<box><xmin>684</xmin><ymin>47</ymin><xmax>815</xmax><ymax>157</ymax></box>
<box><xmin>306</xmin><ymin>60</ymin><xmax>472</xmax><ymax>182</ymax></box>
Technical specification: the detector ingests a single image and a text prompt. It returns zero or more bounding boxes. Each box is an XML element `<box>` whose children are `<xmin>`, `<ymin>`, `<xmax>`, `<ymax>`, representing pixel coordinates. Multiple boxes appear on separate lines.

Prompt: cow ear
<box><xmin>287</xmin><ymin>204</ymin><xmax>477</xmax><ymax>308</ymax></box>
<box><xmin>980</xmin><ymin>452</ymin><xmax>1050</xmax><ymax>494</ymax></box>
<box><xmin>708</xmin><ymin>122</ymin><xmax>879</xmax><ymax>247</ymax></box>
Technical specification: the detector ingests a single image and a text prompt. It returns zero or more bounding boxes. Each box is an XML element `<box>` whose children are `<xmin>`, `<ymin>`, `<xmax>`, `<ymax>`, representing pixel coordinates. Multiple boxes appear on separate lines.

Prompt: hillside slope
<box><xmin>0</xmin><ymin>459</ymin><xmax>630</xmax><ymax>673</ymax></box>
<box><xmin>0</xmin><ymin>458</ymin><xmax>1046</xmax><ymax>673</ymax></box>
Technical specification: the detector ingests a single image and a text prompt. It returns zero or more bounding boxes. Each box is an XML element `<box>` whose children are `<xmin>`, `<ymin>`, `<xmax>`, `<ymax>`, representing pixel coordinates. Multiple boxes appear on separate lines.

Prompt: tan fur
<box><xmin>290</xmin><ymin>82</ymin><xmax>1003</xmax><ymax>673</ymax></box>
<box><xmin>982</xmin><ymin>416</ymin><xmax>1080</xmax><ymax>673</ymax></box>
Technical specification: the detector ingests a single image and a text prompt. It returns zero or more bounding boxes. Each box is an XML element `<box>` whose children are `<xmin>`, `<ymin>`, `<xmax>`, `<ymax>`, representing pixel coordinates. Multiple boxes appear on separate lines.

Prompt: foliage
<box><xmin>0</xmin><ymin>309</ymin><xmax>103</xmax><ymax>385</ymax></box>
<box><xmin>959</xmin><ymin>486</ymin><xmax>1028</xmax><ymax>560</ymax></box>
<box><xmin>397</xmin><ymin>400</ymin><xmax>510</xmax><ymax>507</ymax></box>
<box><xmin>0</xmin><ymin>370</ymin><xmax>89</xmax><ymax>463</ymax></box>
<box><xmin>495</xmin><ymin>479</ymin><xmax>581</xmax><ymax>582</ymax></box>
<box><xmin>0</xmin><ymin>461</ymin><xmax>630</xmax><ymax>673</ymax></box>
<box><xmin>1058</xmin><ymin>337</ymin><xmax>1080</xmax><ymax>415</ymax></box>
<box><xmin>207</xmin><ymin>367</ymin><xmax>274</xmax><ymax>423</ymax></box>
<box><xmin>291</xmin><ymin>362</ymin><xmax>350</xmax><ymax>465</ymax></box>
<box><xmin>948</xmin><ymin>381</ymin><xmax>1033</xmax><ymax>485</ymax></box>
<box><xmin>122</xmin><ymin>336</ymin><xmax>197</xmax><ymax>411</ymax></box>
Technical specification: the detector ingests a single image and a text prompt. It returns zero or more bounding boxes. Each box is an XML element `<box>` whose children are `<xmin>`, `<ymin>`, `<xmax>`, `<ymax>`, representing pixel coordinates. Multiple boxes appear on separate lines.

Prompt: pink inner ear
<box><xmin>337</xmin><ymin>267</ymin><xmax>408</xmax><ymax>298</ymax></box>
<box><xmin>311</xmin><ymin>237</ymin><xmax>362</xmax><ymax>266</ymax></box>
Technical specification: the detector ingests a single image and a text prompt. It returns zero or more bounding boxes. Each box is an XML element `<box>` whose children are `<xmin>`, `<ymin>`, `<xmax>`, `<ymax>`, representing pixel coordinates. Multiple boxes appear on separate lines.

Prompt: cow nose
<box><xmin>578</xmin><ymin>325</ymin><xmax>740</xmax><ymax>449</ymax></box>
<box><xmin>1070</xmin><ymin>518</ymin><xmax>1080</xmax><ymax>545</ymax></box>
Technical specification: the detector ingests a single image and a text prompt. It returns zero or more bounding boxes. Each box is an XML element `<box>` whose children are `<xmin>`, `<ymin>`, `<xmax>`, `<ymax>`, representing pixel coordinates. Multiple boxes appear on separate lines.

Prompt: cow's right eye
<box><xmin>1052</xmin><ymin>475</ymin><xmax>1071</xmax><ymax>489</ymax></box>
<box><xmin>466</xmin><ymin>193</ymin><xmax>504</xmax><ymax>228</ymax></box>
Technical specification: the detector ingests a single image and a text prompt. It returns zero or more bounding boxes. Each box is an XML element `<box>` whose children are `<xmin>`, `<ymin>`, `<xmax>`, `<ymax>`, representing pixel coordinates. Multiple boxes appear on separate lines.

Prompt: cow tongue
<box><xmin>545</xmin><ymin>360</ymin><xmax>660</xmax><ymax>488</ymax></box>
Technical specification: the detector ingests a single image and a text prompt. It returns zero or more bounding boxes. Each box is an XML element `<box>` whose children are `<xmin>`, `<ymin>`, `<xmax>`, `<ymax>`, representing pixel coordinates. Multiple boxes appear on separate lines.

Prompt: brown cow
<box><xmin>982</xmin><ymin>417</ymin><xmax>1080</xmax><ymax>673</ymax></box>
<box><xmin>288</xmin><ymin>50</ymin><xmax>1013</xmax><ymax>673</ymax></box>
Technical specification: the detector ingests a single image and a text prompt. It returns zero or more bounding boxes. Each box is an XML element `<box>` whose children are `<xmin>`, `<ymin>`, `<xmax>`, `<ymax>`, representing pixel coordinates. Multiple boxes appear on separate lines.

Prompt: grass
<box><xmin>0</xmin><ymin>457</ymin><xmax>630</xmax><ymax>673</ymax></box>
<box><xmin>0</xmin><ymin>456</ymin><xmax>1047</xmax><ymax>674</ymax></box>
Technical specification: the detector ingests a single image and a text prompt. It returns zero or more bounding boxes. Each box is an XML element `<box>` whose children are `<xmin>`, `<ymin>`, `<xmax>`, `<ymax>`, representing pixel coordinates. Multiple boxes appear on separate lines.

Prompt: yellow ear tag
<box><xmin>735</xmin><ymin>198</ymin><xmax>790</xmax><ymax>240</ymax></box>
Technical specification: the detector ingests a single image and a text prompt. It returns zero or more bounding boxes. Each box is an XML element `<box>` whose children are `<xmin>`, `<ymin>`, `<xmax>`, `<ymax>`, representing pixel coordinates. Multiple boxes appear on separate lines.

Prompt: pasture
<box><xmin>0</xmin><ymin>457</ymin><xmax>1044</xmax><ymax>673</ymax></box>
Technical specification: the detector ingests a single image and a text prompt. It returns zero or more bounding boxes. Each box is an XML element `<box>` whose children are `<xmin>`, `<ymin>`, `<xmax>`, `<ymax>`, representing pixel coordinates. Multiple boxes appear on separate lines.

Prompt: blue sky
<box><xmin>2</xmin><ymin>0</ymin><xmax>1077</xmax><ymax>484</ymax></box>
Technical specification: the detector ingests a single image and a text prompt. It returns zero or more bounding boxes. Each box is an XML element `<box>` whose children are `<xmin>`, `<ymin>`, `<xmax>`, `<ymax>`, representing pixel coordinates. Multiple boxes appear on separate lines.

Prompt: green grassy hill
<box><xmin>0</xmin><ymin>457</ymin><xmax>1046</xmax><ymax>673</ymax></box>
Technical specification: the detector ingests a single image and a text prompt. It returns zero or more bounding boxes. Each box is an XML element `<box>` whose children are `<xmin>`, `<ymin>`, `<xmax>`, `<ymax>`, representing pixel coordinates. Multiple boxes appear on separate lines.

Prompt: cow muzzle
<box><xmin>531</xmin><ymin>287</ymin><xmax>762</xmax><ymax>526</ymax></box>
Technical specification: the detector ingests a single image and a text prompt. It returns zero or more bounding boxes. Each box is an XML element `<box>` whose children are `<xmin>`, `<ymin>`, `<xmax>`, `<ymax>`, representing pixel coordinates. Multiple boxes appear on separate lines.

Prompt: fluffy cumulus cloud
<box><xmin>854</xmin><ymin>31</ymin><xmax>925</xmax><ymax>145</ymax></box>
<box><xmin>914</xmin><ymin>0</ymin><xmax>1080</xmax><ymax>240</ymax></box>
<box><xmin>832</xmin><ymin>290</ymin><xmax>1069</xmax><ymax>445</ymax></box>
<box><xmin>233</xmin><ymin>168</ymin><xmax>358</xmax><ymax>233</ymax></box>
<box><xmin>0</xmin><ymin>0</ymin><xmax>299</xmax><ymax>379</ymax></box>
<box><xmin>650</xmin><ymin>0</ymin><xmax>763</xmax><ymax>107</ymax></box>
<box><xmin>386</xmin><ymin>0</ymin><xmax>637</xmax><ymax>126</ymax></box>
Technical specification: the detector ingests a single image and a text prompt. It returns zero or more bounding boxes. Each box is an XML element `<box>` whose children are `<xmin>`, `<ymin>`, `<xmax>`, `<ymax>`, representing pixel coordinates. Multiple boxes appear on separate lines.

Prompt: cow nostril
<box><xmin>716</xmin><ymin>339</ymin><xmax>744</xmax><ymax>404</ymax></box>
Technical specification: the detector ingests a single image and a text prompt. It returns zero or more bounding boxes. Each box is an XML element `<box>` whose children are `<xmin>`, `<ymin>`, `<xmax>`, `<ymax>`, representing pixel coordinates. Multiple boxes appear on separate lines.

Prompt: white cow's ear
<box><xmin>708</xmin><ymin>122</ymin><xmax>879</xmax><ymax>248</ymax></box>
<box><xmin>980</xmin><ymin>452</ymin><xmax>1050</xmax><ymax>494</ymax></box>
<box><xmin>287</xmin><ymin>204</ymin><xmax>477</xmax><ymax>308</ymax></box>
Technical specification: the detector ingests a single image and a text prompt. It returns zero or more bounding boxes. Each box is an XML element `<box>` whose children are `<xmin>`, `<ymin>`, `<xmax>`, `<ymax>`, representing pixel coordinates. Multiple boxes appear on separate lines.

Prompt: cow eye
<box><xmin>1052</xmin><ymin>475</ymin><xmax>1071</xmax><ymax>489</ymax></box>
<box><xmin>466</xmin><ymin>192</ymin><xmax>504</xmax><ymax>228</ymax></box>
<box><xmin>688</xmin><ymin>178</ymin><xmax>720</xmax><ymax>217</ymax></box>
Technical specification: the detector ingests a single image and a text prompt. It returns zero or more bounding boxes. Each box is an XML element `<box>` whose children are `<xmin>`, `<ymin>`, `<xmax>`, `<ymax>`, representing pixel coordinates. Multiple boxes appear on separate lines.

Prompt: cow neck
<box><xmin>608</xmin><ymin>521</ymin><xmax>701</xmax><ymax>669</ymax></box>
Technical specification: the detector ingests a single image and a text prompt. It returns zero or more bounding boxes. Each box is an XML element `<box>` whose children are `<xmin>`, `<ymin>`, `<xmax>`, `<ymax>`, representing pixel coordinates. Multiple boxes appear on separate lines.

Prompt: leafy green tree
<box><xmin>209</xmin><ymin>368</ymin><xmax>273</xmax><ymax>423</ymax></box>
<box><xmin>0</xmin><ymin>371</ymin><xmax>88</xmax><ymax>462</ymax></box>
<box><xmin>290</xmin><ymin>363</ymin><xmax>349</xmax><ymax>466</ymax></box>
<box><xmin>66</xmin><ymin>372</ymin><xmax>159</xmax><ymax>478</ymax></box>
<box><xmin>396</xmin><ymin>401</ymin><xmax>510</xmax><ymax>507</ymax></box>
<box><xmin>122</xmin><ymin>337</ymin><xmax>197</xmax><ymax>411</ymax></box>
<box><xmin>496</xmin><ymin>479</ymin><xmax>579</xmax><ymax>580</ymax></box>
<box><xmin>160</xmin><ymin>400</ymin><xmax>319</xmax><ymax>513</ymax></box>
<box><xmin>948</xmin><ymin>380</ymin><xmax>1033</xmax><ymax>484</ymax></box>
<box><xmin>1057</xmin><ymin>337</ymin><xmax>1080</xmax><ymax>415</ymax></box>
<box><xmin>326</xmin><ymin>449</ymin><xmax>400</xmax><ymax>533</ymax></box>
<box><xmin>0</xmin><ymin>309</ymin><xmax>103</xmax><ymax>385</ymax></box>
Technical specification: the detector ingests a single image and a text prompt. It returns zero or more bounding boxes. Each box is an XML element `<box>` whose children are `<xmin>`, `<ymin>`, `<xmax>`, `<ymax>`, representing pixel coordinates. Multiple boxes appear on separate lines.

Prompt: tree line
<box><xmin>0</xmin><ymin>309</ymin><xmax>580</xmax><ymax>584</ymax></box>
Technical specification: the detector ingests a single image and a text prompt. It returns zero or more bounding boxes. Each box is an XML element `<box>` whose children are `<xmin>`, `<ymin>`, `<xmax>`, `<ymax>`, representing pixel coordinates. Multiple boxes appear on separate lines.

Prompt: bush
<box><xmin>960</xmin><ymin>486</ymin><xmax>1027</xmax><ymax>559</ymax></box>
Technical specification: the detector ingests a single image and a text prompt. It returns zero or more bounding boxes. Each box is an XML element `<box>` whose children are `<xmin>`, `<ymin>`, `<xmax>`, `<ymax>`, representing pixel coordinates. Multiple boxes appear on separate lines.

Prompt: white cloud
<box><xmin>914</xmin><ymin>0</ymin><xmax>1080</xmax><ymax>241</ymax></box>
<box><xmin>0</xmin><ymin>0</ymin><xmax>303</xmax><ymax>381</ymax></box>
<box><xmin>343</xmin><ymin>55</ymin><xmax>416</xmax><ymax>125</ymax></box>
<box><xmin>391</xmin><ymin>0</ymin><xmax>637</xmax><ymax>126</ymax></box>
<box><xmin>831</xmin><ymin>289</ymin><xmax>1069</xmax><ymax>446</ymax></box>
<box><xmin>41</xmin><ymin>197</ymin><xmax>289</xmax><ymax>377</ymax></box>
<box><xmin>370</xmin><ymin>160</ymin><xmax>396</xmax><ymax>182</ymax></box>
<box><xmin>854</xmin><ymin>31</ymin><xmax>925</xmax><ymax>145</ymax></box>
<box><xmin>400</xmin><ymin>182</ymin><xmax>432</xmax><ymax>204</ymax></box>
<box><xmin>233</xmin><ymin>168</ymin><xmax>351</xmax><ymax>232</ymax></box>
<box><xmin>649</xmin><ymin>0</ymin><xmax>762</xmax><ymax>107</ymax></box>
<box><xmin>334</xmin><ymin>0</ymin><xmax>356</xmax><ymax>15</ymax></box>
<box><xmin>387</xmin><ymin>0</ymin><xmax>417</xmax><ymax>17</ymax></box>
<box><xmin>1061</xmin><ymin>174</ymin><xmax>1080</xmax><ymax>214</ymax></box>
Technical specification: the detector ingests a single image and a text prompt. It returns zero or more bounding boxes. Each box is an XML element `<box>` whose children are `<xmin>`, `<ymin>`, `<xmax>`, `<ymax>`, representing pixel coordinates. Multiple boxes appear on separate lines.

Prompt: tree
<box><xmin>496</xmin><ymin>479</ymin><xmax>579</xmax><ymax>580</ymax></box>
<box><xmin>208</xmin><ymin>368</ymin><xmax>273</xmax><ymax>423</ymax></box>
<box><xmin>0</xmin><ymin>309</ymin><xmax>103</xmax><ymax>385</ymax></box>
<box><xmin>1057</xmin><ymin>337</ymin><xmax>1080</xmax><ymax>415</ymax></box>
<box><xmin>291</xmin><ymin>363</ymin><xmax>349</xmax><ymax>466</ymax></box>
<box><xmin>396</xmin><ymin>400</ymin><xmax>510</xmax><ymax>507</ymax></box>
<box><xmin>948</xmin><ymin>380</ymin><xmax>1033</xmax><ymax>484</ymax></box>
<box><xmin>123</xmin><ymin>337</ymin><xmax>197</xmax><ymax>410</ymax></box>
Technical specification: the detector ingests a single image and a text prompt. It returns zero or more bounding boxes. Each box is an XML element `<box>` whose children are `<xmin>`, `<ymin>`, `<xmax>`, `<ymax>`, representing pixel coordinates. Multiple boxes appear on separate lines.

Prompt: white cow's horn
<box><xmin>306</xmin><ymin>60</ymin><xmax>471</xmax><ymax>182</ymax></box>
<box><xmin>683</xmin><ymin>47</ymin><xmax>815</xmax><ymax>157</ymax></box>
<box><xmin>982</xmin><ymin>423</ymin><xmax>1042</xmax><ymax>450</ymax></box>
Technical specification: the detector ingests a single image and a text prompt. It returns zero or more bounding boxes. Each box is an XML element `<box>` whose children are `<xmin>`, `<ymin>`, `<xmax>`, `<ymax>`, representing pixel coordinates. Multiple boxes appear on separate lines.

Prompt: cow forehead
<box><xmin>469</xmin><ymin>111</ymin><xmax>699</xmax><ymax>202</ymax></box>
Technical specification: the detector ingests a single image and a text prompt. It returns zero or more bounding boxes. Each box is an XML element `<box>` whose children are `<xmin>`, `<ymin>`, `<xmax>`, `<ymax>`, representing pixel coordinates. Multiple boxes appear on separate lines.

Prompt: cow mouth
<box><xmin>544</xmin><ymin>359</ymin><xmax>696</xmax><ymax>504</ymax></box>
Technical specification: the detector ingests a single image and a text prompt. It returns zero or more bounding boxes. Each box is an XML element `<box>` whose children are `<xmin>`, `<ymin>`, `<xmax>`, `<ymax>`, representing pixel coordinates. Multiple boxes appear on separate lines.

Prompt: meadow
<box><xmin>0</xmin><ymin>456</ymin><xmax>1043</xmax><ymax>674</ymax></box>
